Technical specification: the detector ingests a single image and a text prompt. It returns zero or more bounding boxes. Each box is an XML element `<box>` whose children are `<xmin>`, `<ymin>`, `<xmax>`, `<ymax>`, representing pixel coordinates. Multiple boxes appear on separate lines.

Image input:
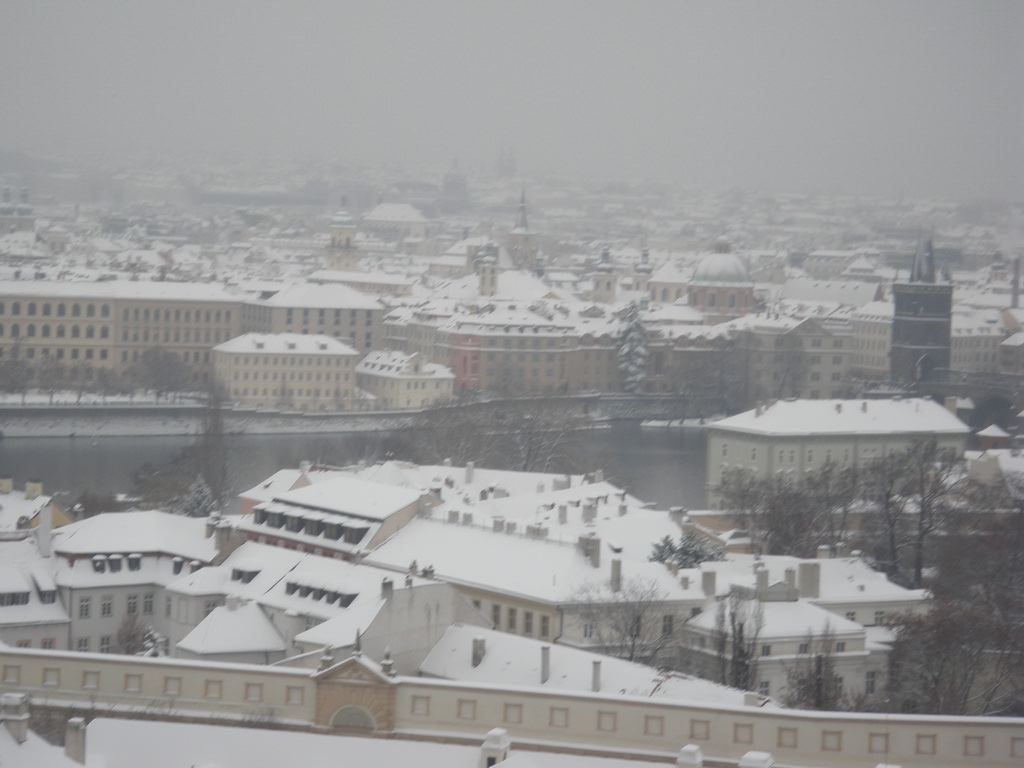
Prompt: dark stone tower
<box><xmin>890</xmin><ymin>239</ymin><xmax>952</xmax><ymax>384</ymax></box>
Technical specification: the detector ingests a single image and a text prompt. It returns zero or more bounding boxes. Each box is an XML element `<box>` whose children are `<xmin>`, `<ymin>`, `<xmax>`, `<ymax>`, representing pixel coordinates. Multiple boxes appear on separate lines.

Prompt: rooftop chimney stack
<box><xmin>65</xmin><ymin>717</ymin><xmax>87</xmax><ymax>764</ymax></box>
<box><xmin>0</xmin><ymin>692</ymin><xmax>29</xmax><ymax>744</ymax></box>
<box><xmin>541</xmin><ymin>645</ymin><xmax>550</xmax><ymax>683</ymax></box>
<box><xmin>465</xmin><ymin>461</ymin><xmax>475</xmax><ymax>484</ymax></box>
<box><xmin>798</xmin><ymin>561</ymin><xmax>821</xmax><ymax>599</ymax></box>
<box><xmin>479</xmin><ymin>728</ymin><xmax>511</xmax><ymax>768</ymax></box>
<box><xmin>610</xmin><ymin>558</ymin><xmax>622</xmax><ymax>592</ymax></box>
<box><xmin>36</xmin><ymin>502</ymin><xmax>53</xmax><ymax>558</ymax></box>
<box><xmin>676</xmin><ymin>744</ymin><xmax>703</xmax><ymax>767</ymax></box>
<box><xmin>472</xmin><ymin>636</ymin><xmax>486</xmax><ymax>668</ymax></box>
<box><xmin>702</xmin><ymin>570</ymin><xmax>717</xmax><ymax>598</ymax></box>
<box><xmin>755</xmin><ymin>566</ymin><xmax>768</xmax><ymax>597</ymax></box>
<box><xmin>381</xmin><ymin>577</ymin><xmax>394</xmax><ymax>600</ymax></box>
<box><xmin>592</xmin><ymin>660</ymin><xmax>602</xmax><ymax>692</ymax></box>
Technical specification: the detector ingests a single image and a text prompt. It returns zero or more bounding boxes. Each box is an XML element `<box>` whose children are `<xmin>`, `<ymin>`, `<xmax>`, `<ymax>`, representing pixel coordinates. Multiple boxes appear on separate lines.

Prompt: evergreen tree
<box><xmin>177</xmin><ymin>474</ymin><xmax>217</xmax><ymax>517</ymax></box>
<box><xmin>649</xmin><ymin>530</ymin><xmax>726</xmax><ymax>569</ymax></box>
<box><xmin>617</xmin><ymin>302</ymin><xmax>648</xmax><ymax>394</ymax></box>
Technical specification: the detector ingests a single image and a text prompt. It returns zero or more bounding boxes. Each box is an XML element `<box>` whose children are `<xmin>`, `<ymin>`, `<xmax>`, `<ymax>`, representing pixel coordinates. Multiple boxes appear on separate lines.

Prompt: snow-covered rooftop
<box><xmin>711</xmin><ymin>397</ymin><xmax>969</xmax><ymax>438</ymax></box>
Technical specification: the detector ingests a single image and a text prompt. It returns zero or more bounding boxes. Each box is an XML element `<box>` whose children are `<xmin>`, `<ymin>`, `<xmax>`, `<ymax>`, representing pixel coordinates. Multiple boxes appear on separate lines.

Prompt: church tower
<box><xmin>507</xmin><ymin>190</ymin><xmax>540</xmax><ymax>272</ymax></box>
<box><xmin>890</xmin><ymin>238</ymin><xmax>952</xmax><ymax>384</ymax></box>
<box><xmin>324</xmin><ymin>210</ymin><xmax>359</xmax><ymax>271</ymax></box>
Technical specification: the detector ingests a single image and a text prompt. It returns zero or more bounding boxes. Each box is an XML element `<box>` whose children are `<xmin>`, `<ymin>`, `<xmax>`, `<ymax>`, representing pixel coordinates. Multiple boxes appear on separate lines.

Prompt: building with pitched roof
<box><xmin>705</xmin><ymin>397</ymin><xmax>970</xmax><ymax>505</ymax></box>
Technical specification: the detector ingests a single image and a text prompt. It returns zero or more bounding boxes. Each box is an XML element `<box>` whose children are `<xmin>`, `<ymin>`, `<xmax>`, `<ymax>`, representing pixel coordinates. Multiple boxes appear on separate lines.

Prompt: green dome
<box><xmin>691</xmin><ymin>252</ymin><xmax>751</xmax><ymax>284</ymax></box>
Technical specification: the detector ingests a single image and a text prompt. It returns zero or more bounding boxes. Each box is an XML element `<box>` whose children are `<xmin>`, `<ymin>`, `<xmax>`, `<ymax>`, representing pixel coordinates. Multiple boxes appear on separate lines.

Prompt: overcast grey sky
<box><xmin>1</xmin><ymin>1</ymin><xmax>1020</xmax><ymax>198</ymax></box>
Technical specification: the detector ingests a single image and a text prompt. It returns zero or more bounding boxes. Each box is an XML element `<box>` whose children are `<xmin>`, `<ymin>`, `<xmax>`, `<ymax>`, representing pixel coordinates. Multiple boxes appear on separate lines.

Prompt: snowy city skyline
<box><xmin>0</xmin><ymin>0</ymin><xmax>1020</xmax><ymax>200</ymax></box>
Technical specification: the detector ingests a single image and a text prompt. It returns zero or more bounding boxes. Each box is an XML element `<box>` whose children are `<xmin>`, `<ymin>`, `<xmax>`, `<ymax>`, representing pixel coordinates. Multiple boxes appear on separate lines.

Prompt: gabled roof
<box><xmin>177</xmin><ymin>600</ymin><xmax>287</xmax><ymax>655</ymax></box>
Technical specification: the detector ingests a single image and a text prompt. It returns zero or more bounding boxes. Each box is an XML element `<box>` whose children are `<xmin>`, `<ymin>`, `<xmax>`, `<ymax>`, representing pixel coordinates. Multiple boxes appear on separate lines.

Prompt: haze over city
<box><xmin>1</xmin><ymin>0</ymin><xmax>1020</xmax><ymax>199</ymax></box>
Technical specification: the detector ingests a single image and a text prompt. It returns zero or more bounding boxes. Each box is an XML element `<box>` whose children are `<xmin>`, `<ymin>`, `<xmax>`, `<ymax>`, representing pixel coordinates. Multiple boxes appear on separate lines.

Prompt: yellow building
<box><xmin>0</xmin><ymin>281</ymin><xmax>242</xmax><ymax>389</ymax></box>
<box><xmin>212</xmin><ymin>333</ymin><xmax>360</xmax><ymax>411</ymax></box>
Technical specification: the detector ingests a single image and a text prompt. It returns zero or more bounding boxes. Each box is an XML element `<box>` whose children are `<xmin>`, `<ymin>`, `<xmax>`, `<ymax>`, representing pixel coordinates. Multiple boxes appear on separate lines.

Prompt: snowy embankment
<box><xmin>0</xmin><ymin>390</ymin><xmax>416</xmax><ymax>438</ymax></box>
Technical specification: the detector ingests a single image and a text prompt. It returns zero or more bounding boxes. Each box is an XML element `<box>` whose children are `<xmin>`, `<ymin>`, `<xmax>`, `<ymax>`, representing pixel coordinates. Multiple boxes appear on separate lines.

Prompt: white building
<box><xmin>355</xmin><ymin>350</ymin><xmax>454</xmax><ymax>409</ymax></box>
<box><xmin>705</xmin><ymin>397</ymin><xmax>970</xmax><ymax>505</ymax></box>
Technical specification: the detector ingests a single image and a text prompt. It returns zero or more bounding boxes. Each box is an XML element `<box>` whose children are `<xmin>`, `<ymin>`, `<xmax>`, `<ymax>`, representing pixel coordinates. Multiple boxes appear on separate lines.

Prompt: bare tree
<box><xmin>712</xmin><ymin>590</ymin><xmax>763</xmax><ymax>691</ymax></box>
<box><xmin>783</xmin><ymin>625</ymin><xmax>848</xmax><ymax>710</ymax></box>
<box><xmin>0</xmin><ymin>347</ymin><xmax>32</xmax><ymax>404</ymax></box>
<box><xmin>132</xmin><ymin>346</ymin><xmax>190</xmax><ymax>401</ymax></box>
<box><xmin>35</xmin><ymin>356</ymin><xmax>66</xmax><ymax>404</ymax></box>
<box><xmin>900</xmin><ymin>438</ymin><xmax>961</xmax><ymax>588</ymax></box>
<box><xmin>115</xmin><ymin>612</ymin><xmax>148</xmax><ymax>655</ymax></box>
<box><xmin>406</xmin><ymin>398</ymin><xmax>586</xmax><ymax>473</ymax></box>
<box><xmin>571</xmin><ymin>577</ymin><xmax>682</xmax><ymax>666</ymax></box>
<box><xmin>886</xmin><ymin>599</ymin><xmax>1017</xmax><ymax>715</ymax></box>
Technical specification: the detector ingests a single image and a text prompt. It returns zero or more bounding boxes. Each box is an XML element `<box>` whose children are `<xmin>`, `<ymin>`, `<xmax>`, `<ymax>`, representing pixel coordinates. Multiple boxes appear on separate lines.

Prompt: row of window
<box><xmin>0</xmin><ymin>301</ymin><xmax>110</xmax><ymax>318</ymax></box>
<box><xmin>233</xmin><ymin>371</ymin><xmax>349</xmax><ymax>382</ymax></box>
<box><xmin>284</xmin><ymin>308</ymin><xmax>373</xmax><ymax>324</ymax></box>
<box><xmin>123</xmin><ymin>307</ymin><xmax>232</xmax><ymax>324</ymax></box>
<box><xmin>78</xmin><ymin>592</ymin><xmax>154</xmax><ymax>619</ymax></box>
<box><xmin>0</xmin><ymin>323</ymin><xmax>109</xmax><ymax>339</ymax></box>
<box><xmin>480</xmin><ymin>600</ymin><xmax>551</xmax><ymax>639</ymax></box>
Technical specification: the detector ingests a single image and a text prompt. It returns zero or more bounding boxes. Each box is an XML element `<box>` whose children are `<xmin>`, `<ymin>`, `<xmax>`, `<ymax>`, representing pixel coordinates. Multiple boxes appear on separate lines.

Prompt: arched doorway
<box><xmin>329</xmin><ymin>705</ymin><xmax>376</xmax><ymax>732</ymax></box>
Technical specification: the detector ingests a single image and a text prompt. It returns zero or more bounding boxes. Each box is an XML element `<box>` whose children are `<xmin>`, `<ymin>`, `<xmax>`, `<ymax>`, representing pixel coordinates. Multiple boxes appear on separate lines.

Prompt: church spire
<box><xmin>513</xmin><ymin>188</ymin><xmax>529</xmax><ymax>232</ymax></box>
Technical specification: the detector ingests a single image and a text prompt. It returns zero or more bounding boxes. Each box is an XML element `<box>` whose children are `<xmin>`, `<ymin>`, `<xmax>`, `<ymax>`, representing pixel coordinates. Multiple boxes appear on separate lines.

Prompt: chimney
<box><xmin>702</xmin><ymin>570</ymin><xmax>716</xmax><ymax>598</ymax></box>
<box><xmin>610</xmin><ymin>558</ymin><xmax>622</xmax><ymax>592</ymax></box>
<box><xmin>784</xmin><ymin>568</ymin><xmax>796</xmax><ymax>588</ymax></box>
<box><xmin>214</xmin><ymin>520</ymin><xmax>234</xmax><ymax>558</ymax></box>
<box><xmin>591</xmin><ymin>659</ymin><xmax>601</xmax><ymax>692</ymax></box>
<box><xmin>618</xmin><ymin>502</ymin><xmax>627</xmax><ymax>516</ymax></box>
<box><xmin>24</xmin><ymin>479</ymin><xmax>42</xmax><ymax>500</ymax></box>
<box><xmin>465</xmin><ymin>461</ymin><xmax>475</xmax><ymax>484</ymax></box>
<box><xmin>0</xmin><ymin>477</ymin><xmax>11</xmax><ymax>494</ymax></box>
<box><xmin>676</xmin><ymin>744</ymin><xmax>703</xmax><ymax>768</ymax></box>
<box><xmin>36</xmin><ymin>503</ymin><xmax>53</xmax><ymax>558</ymax></box>
<box><xmin>582</xmin><ymin>501</ymin><xmax>596</xmax><ymax>523</ymax></box>
<box><xmin>798</xmin><ymin>561</ymin><xmax>820</xmax><ymax>598</ymax></box>
<box><xmin>755</xmin><ymin>567</ymin><xmax>768</xmax><ymax>597</ymax></box>
<box><xmin>558</xmin><ymin>504</ymin><xmax>567</xmax><ymax>524</ymax></box>
<box><xmin>65</xmin><ymin>717</ymin><xmax>87</xmax><ymax>764</ymax></box>
<box><xmin>0</xmin><ymin>692</ymin><xmax>29</xmax><ymax>744</ymax></box>
<box><xmin>817</xmin><ymin>544</ymin><xmax>831</xmax><ymax>560</ymax></box>
<box><xmin>479</xmin><ymin>728</ymin><xmax>511</xmax><ymax>768</ymax></box>
<box><xmin>680</xmin><ymin>574</ymin><xmax>689</xmax><ymax>589</ymax></box>
<box><xmin>540</xmin><ymin>645</ymin><xmax>550</xmax><ymax>683</ymax></box>
<box><xmin>381</xmin><ymin>577</ymin><xmax>393</xmax><ymax>600</ymax></box>
<box><xmin>471</xmin><ymin>636</ymin><xmax>486</xmax><ymax>667</ymax></box>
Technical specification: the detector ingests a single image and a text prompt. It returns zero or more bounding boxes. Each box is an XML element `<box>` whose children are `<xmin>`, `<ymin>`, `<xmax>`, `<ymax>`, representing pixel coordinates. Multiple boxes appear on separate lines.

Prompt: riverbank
<box><xmin>0</xmin><ymin>391</ymin><xmax>693</xmax><ymax>439</ymax></box>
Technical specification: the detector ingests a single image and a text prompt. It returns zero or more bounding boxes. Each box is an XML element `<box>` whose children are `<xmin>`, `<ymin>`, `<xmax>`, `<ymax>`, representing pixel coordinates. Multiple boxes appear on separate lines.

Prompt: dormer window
<box><xmin>127</xmin><ymin>554</ymin><xmax>141</xmax><ymax>571</ymax></box>
<box><xmin>91</xmin><ymin>555</ymin><xmax>106</xmax><ymax>573</ymax></box>
<box><xmin>172</xmin><ymin>557</ymin><xmax>184</xmax><ymax>575</ymax></box>
<box><xmin>108</xmin><ymin>554</ymin><xmax>122</xmax><ymax>573</ymax></box>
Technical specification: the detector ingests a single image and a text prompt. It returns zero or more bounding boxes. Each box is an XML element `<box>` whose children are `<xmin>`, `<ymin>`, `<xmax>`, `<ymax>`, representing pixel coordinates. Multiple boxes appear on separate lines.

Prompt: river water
<box><xmin>0</xmin><ymin>422</ymin><xmax>708</xmax><ymax>511</ymax></box>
